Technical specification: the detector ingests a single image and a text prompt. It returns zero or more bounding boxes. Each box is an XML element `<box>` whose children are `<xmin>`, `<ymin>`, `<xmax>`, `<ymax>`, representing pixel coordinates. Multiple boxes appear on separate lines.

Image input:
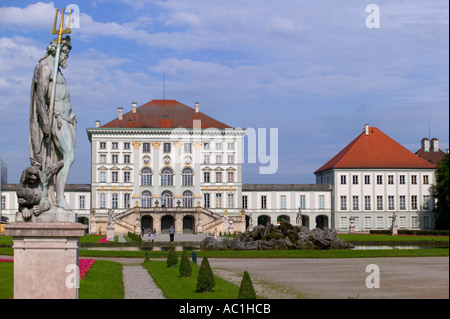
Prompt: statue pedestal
<box><xmin>391</xmin><ymin>225</ymin><xmax>398</xmax><ymax>236</ymax></box>
<box><xmin>5</xmin><ymin>222</ymin><xmax>87</xmax><ymax>299</ymax></box>
<box><xmin>349</xmin><ymin>224</ymin><xmax>356</xmax><ymax>234</ymax></box>
<box><xmin>106</xmin><ymin>226</ymin><xmax>115</xmax><ymax>241</ymax></box>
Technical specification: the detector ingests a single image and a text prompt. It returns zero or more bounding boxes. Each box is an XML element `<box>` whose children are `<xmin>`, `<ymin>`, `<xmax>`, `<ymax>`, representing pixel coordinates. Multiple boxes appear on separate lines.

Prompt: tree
<box><xmin>196</xmin><ymin>257</ymin><xmax>215</xmax><ymax>292</ymax></box>
<box><xmin>166</xmin><ymin>245</ymin><xmax>178</xmax><ymax>267</ymax></box>
<box><xmin>433</xmin><ymin>153</ymin><xmax>449</xmax><ymax>230</ymax></box>
<box><xmin>179</xmin><ymin>250</ymin><xmax>192</xmax><ymax>277</ymax></box>
<box><xmin>238</xmin><ymin>271</ymin><xmax>257</xmax><ymax>299</ymax></box>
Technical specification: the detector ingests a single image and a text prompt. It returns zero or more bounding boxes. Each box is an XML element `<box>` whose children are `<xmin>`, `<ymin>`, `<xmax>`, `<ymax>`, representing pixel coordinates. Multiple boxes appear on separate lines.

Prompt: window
<box><xmin>261</xmin><ymin>195</ymin><xmax>267</xmax><ymax>209</ymax></box>
<box><xmin>340</xmin><ymin>196</ymin><xmax>347</xmax><ymax>210</ymax></box>
<box><xmin>203</xmin><ymin>172</ymin><xmax>210</xmax><ymax>183</ymax></box>
<box><xmin>227</xmin><ymin>193</ymin><xmax>234</xmax><ymax>208</ymax></box>
<box><xmin>423</xmin><ymin>195</ymin><xmax>430</xmax><ymax>210</ymax></box>
<box><xmin>79</xmin><ymin>195</ymin><xmax>85</xmax><ymax>209</ymax></box>
<box><xmin>161</xmin><ymin>168</ymin><xmax>173</xmax><ymax>186</ymax></box>
<box><xmin>399</xmin><ymin>196</ymin><xmax>406</xmax><ymax>210</ymax></box>
<box><xmin>161</xmin><ymin>191</ymin><xmax>173</xmax><ymax>207</ymax></box>
<box><xmin>99</xmin><ymin>142</ymin><xmax>106</xmax><ymax>149</ymax></box>
<box><xmin>411</xmin><ymin>216</ymin><xmax>418</xmax><ymax>228</ymax></box>
<box><xmin>376</xmin><ymin>175</ymin><xmax>383</xmax><ymax>185</ymax></box>
<box><xmin>216</xmin><ymin>143</ymin><xmax>222</xmax><ymax>150</ymax></box>
<box><xmin>203</xmin><ymin>155</ymin><xmax>210</xmax><ymax>164</ymax></box>
<box><xmin>99</xmin><ymin>193</ymin><xmax>106</xmax><ymax>208</ymax></box>
<box><xmin>352</xmin><ymin>196</ymin><xmax>359</xmax><ymax>210</ymax></box>
<box><xmin>411</xmin><ymin>195</ymin><xmax>417</xmax><ymax>210</ymax></box>
<box><xmin>124</xmin><ymin>193</ymin><xmax>130</xmax><ymax>208</ymax></box>
<box><xmin>340</xmin><ymin>175</ymin><xmax>347</xmax><ymax>184</ymax></box>
<box><xmin>141</xmin><ymin>168</ymin><xmax>152</xmax><ymax>186</ymax></box>
<box><xmin>399</xmin><ymin>216</ymin><xmax>406</xmax><ymax>229</ymax></box>
<box><xmin>183</xmin><ymin>191</ymin><xmax>193</xmax><ymax>208</ymax></box>
<box><xmin>124</xmin><ymin>155</ymin><xmax>130</xmax><ymax>163</ymax></box>
<box><xmin>352</xmin><ymin>175</ymin><xmax>358</xmax><ymax>185</ymax></box>
<box><xmin>112</xmin><ymin>171</ymin><xmax>118</xmax><ymax>183</ymax></box>
<box><xmin>227</xmin><ymin>155</ymin><xmax>234</xmax><ymax>164</ymax></box>
<box><xmin>399</xmin><ymin>175</ymin><xmax>405</xmax><ymax>184</ymax></box>
<box><xmin>111</xmin><ymin>193</ymin><xmax>118</xmax><ymax>209</ymax></box>
<box><xmin>204</xmin><ymin>142</ymin><xmax>210</xmax><ymax>150</ymax></box>
<box><xmin>216</xmin><ymin>193</ymin><xmax>222</xmax><ymax>208</ymax></box>
<box><xmin>376</xmin><ymin>216</ymin><xmax>383</xmax><ymax>229</ymax></box>
<box><xmin>411</xmin><ymin>175</ymin><xmax>417</xmax><ymax>184</ymax></box>
<box><xmin>242</xmin><ymin>195</ymin><xmax>248</xmax><ymax>209</ymax></box>
<box><xmin>388</xmin><ymin>175</ymin><xmax>394</xmax><ymax>184</ymax></box>
<box><xmin>388</xmin><ymin>196</ymin><xmax>395</xmax><ymax>210</ymax></box>
<box><xmin>423</xmin><ymin>175</ymin><xmax>429</xmax><ymax>184</ymax></box>
<box><xmin>377</xmin><ymin>196</ymin><xmax>383</xmax><ymax>210</ymax></box>
<box><xmin>364</xmin><ymin>216</ymin><xmax>372</xmax><ymax>229</ymax></box>
<box><xmin>423</xmin><ymin>216</ymin><xmax>430</xmax><ymax>228</ymax></box>
<box><xmin>100</xmin><ymin>171</ymin><xmax>106</xmax><ymax>183</ymax></box>
<box><xmin>124</xmin><ymin>171</ymin><xmax>131</xmax><ymax>183</ymax></box>
<box><xmin>112</xmin><ymin>155</ymin><xmax>118</xmax><ymax>164</ymax></box>
<box><xmin>124</xmin><ymin>142</ymin><xmax>130</xmax><ymax>149</ymax></box>
<box><xmin>99</xmin><ymin>154</ymin><xmax>106</xmax><ymax>163</ymax></box>
<box><xmin>143</xmin><ymin>143</ymin><xmax>151</xmax><ymax>153</ymax></box>
<box><xmin>184</xmin><ymin>143</ymin><xmax>192</xmax><ymax>153</ymax></box>
<box><xmin>141</xmin><ymin>191</ymin><xmax>152</xmax><ymax>208</ymax></box>
<box><xmin>215</xmin><ymin>171</ymin><xmax>222</xmax><ymax>183</ymax></box>
<box><xmin>319</xmin><ymin>195</ymin><xmax>325</xmax><ymax>209</ymax></box>
<box><xmin>182</xmin><ymin>168</ymin><xmax>194</xmax><ymax>186</ymax></box>
<box><xmin>364</xmin><ymin>196</ymin><xmax>371</xmax><ymax>210</ymax></box>
<box><xmin>299</xmin><ymin>195</ymin><xmax>306</xmax><ymax>209</ymax></box>
<box><xmin>227</xmin><ymin>172</ymin><xmax>234</xmax><ymax>182</ymax></box>
<box><xmin>1</xmin><ymin>195</ymin><xmax>5</xmax><ymax>209</ymax></box>
<box><xmin>364</xmin><ymin>175</ymin><xmax>370</xmax><ymax>184</ymax></box>
<box><xmin>280</xmin><ymin>195</ymin><xmax>287</xmax><ymax>209</ymax></box>
<box><xmin>163</xmin><ymin>143</ymin><xmax>171</xmax><ymax>153</ymax></box>
<box><xmin>227</xmin><ymin>143</ymin><xmax>234</xmax><ymax>150</ymax></box>
<box><xmin>340</xmin><ymin>217</ymin><xmax>348</xmax><ymax>230</ymax></box>
<box><xmin>216</xmin><ymin>155</ymin><xmax>222</xmax><ymax>164</ymax></box>
<box><xmin>112</xmin><ymin>142</ymin><xmax>118</xmax><ymax>149</ymax></box>
<box><xmin>204</xmin><ymin>193</ymin><xmax>210</xmax><ymax>208</ymax></box>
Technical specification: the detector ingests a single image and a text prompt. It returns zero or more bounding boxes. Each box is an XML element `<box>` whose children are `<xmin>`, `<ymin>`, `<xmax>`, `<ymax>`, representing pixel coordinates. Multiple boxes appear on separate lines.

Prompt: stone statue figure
<box><xmin>27</xmin><ymin>35</ymin><xmax>76</xmax><ymax>213</ymax></box>
<box><xmin>108</xmin><ymin>210</ymin><xmax>114</xmax><ymax>227</ymax></box>
<box><xmin>296</xmin><ymin>209</ymin><xmax>302</xmax><ymax>226</ymax></box>
<box><xmin>391</xmin><ymin>212</ymin><xmax>397</xmax><ymax>227</ymax></box>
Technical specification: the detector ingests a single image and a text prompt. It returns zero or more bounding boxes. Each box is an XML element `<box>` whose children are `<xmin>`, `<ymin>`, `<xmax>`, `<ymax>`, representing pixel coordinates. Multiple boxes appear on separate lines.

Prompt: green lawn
<box><xmin>79</xmin><ymin>260</ymin><xmax>124</xmax><ymax>299</ymax></box>
<box><xmin>143</xmin><ymin>260</ymin><xmax>241</xmax><ymax>299</ymax></box>
<box><xmin>338</xmin><ymin>234</ymin><xmax>449</xmax><ymax>242</ymax></box>
<box><xmin>0</xmin><ymin>262</ymin><xmax>13</xmax><ymax>299</ymax></box>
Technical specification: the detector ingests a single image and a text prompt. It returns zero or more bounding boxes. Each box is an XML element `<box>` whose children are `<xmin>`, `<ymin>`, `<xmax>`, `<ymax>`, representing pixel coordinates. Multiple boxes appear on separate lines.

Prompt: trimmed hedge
<box><xmin>370</xmin><ymin>229</ymin><xmax>449</xmax><ymax>236</ymax></box>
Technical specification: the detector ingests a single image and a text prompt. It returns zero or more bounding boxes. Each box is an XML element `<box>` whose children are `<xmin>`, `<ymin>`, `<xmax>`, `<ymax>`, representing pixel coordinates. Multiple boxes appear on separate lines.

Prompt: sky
<box><xmin>0</xmin><ymin>0</ymin><xmax>448</xmax><ymax>185</ymax></box>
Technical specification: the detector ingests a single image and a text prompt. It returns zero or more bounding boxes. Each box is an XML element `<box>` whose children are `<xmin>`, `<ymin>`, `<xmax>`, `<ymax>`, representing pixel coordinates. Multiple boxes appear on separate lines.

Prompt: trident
<box><xmin>47</xmin><ymin>8</ymin><xmax>72</xmax><ymax>143</ymax></box>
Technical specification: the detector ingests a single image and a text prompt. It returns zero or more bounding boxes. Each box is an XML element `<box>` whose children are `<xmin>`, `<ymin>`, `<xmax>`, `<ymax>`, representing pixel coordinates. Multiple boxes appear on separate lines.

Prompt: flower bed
<box><xmin>97</xmin><ymin>235</ymin><xmax>108</xmax><ymax>243</ymax></box>
<box><xmin>0</xmin><ymin>259</ymin><xmax>13</xmax><ymax>262</ymax></box>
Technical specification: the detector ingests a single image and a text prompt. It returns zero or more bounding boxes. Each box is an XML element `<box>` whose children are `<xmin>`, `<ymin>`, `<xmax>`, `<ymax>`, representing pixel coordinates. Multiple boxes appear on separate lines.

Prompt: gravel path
<box><xmin>122</xmin><ymin>265</ymin><xmax>166</xmax><ymax>299</ymax></box>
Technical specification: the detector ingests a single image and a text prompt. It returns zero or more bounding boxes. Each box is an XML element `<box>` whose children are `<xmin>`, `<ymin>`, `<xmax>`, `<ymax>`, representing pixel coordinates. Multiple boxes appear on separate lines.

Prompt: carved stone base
<box><xmin>5</xmin><ymin>222</ymin><xmax>87</xmax><ymax>299</ymax></box>
<box><xmin>15</xmin><ymin>206</ymin><xmax>77</xmax><ymax>223</ymax></box>
<box><xmin>107</xmin><ymin>226</ymin><xmax>115</xmax><ymax>241</ymax></box>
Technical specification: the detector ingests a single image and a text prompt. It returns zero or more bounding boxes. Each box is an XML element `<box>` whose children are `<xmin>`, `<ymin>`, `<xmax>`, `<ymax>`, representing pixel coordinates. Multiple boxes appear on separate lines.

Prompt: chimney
<box><xmin>95</xmin><ymin>120</ymin><xmax>101</xmax><ymax>128</ymax></box>
<box><xmin>195</xmin><ymin>102</ymin><xmax>199</xmax><ymax>113</ymax></box>
<box><xmin>364</xmin><ymin>124</ymin><xmax>369</xmax><ymax>136</ymax></box>
<box><xmin>118</xmin><ymin>107</ymin><xmax>123</xmax><ymax>121</ymax></box>
<box><xmin>132</xmin><ymin>102</ymin><xmax>137</xmax><ymax>114</ymax></box>
<box><xmin>421</xmin><ymin>138</ymin><xmax>430</xmax><ymax>152</ymax></box>
<box><xmin>431</xmin><ymin>138</ymin><xmax>439</xmax><ymax>152</ymax></box>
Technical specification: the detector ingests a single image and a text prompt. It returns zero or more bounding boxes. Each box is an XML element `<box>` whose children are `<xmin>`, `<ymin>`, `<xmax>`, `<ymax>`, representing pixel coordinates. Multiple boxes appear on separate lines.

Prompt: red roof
<box><xmin>101</xmin><ymin>100</ymin><xmax>232</xmax><ymax>129</ymax></box>
<box><xmin>315</xmin><ymin>126</ymin><xmax>436</xmax><ymax>173</ymax></box>
<box><xmin>415</xmin><ymin>148</ymin><xmax>446</xmax><ymax>166</ymax></box>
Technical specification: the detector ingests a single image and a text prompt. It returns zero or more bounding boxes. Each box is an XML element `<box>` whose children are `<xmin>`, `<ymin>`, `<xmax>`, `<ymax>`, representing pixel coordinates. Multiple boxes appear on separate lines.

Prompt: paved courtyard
<box><xmin>207</xmin><ymin>257</ymin><xmax>449</xmax><ymax>299</ymax></box>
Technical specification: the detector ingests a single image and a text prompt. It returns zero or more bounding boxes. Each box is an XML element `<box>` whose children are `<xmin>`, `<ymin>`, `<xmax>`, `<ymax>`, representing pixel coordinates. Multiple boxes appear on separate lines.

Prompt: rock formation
<box><xmin>200</xmin><ymin>219</ymin><xmax>353</xmax><ymax>250</ymax></box>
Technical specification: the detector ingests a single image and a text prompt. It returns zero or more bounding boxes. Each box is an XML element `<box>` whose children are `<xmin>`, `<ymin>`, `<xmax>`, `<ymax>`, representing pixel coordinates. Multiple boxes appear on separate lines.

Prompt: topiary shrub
<box><xmin>179</xmin><ymin>250</ymin><xmax>192</xmax><ymax>277</ymax></box>
<box><xmin>196</xmin><ymin>257</ymin><xmax>215</xmax><ymax>292</ymax></box>
<box><xmin>238</xmin><ymin>271</ymin><xmax>257</xmax><ymax>299</ymax></box>
<box><xmin>166</xmin><ymin>245</ymin><xmax>178</xmax><ymax>267</ymax></box>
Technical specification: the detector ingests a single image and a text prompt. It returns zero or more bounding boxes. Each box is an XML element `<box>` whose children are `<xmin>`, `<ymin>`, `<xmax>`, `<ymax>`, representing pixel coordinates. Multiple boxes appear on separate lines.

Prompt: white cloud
<box><xmin>0</xmin><ymin>2</ymin><xmax>55</xmax><ymax>31</ymax></box>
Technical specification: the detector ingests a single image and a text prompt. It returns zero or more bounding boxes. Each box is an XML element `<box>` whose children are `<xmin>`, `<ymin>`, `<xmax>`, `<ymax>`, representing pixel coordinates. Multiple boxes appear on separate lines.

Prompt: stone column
<box><xmin>5</xmin><ymin>222</ymin><xmax>87</xmax><ymax>299</ymax></box>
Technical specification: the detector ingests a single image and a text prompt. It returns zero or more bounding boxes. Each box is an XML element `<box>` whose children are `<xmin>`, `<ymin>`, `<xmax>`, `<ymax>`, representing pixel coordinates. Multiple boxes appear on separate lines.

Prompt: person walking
<box><xmin>169</xmin><ymin>225</ymin><xmax>175</xmax><ymax>242</ymax></box>
<box><xmin>153</xmin><ymin>228</ymin><xmax>156</xmax><ymax>237</ymax></box>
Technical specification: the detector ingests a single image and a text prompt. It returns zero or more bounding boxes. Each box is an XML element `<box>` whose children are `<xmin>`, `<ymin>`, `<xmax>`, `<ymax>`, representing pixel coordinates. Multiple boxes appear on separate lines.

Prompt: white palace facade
<box><xmin>1</xmin><ymin>100</ymin><xmax>444</xmax><ymax>234</ymax></box>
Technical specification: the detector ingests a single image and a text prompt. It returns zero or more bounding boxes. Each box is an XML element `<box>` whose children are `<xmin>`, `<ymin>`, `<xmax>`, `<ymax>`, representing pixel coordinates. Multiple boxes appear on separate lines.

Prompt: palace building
<box><xmin>0</xmin><ymin>101</ymin><xmax>443</xmax><ymax>234</ymax></box>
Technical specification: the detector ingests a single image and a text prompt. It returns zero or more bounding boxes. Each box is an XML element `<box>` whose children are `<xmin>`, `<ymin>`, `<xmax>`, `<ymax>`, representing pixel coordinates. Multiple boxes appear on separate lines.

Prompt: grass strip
<box><xmin>143</xmin><ymin>260</ymin><xmax>240</xmax><ymax>299</ymax></box>
<box><xmin>79</xmin><ymin>260</ymin><xmax>124</xmax><ymax>299</ymax></box>
<box><xmin>0</xmin><ymin>262</ymin><xmax>13</xmax><ymax>299</ymax></box>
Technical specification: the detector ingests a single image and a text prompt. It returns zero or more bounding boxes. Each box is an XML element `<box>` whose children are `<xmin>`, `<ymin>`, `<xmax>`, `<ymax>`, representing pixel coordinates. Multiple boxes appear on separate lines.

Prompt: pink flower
<box><xmin>79</xmin><ymin>258</ymin><xmax>95</xmax><ymax>279</ymax></box>
<box><xmin>97</xmin><ymin>235</ymin><xmax>108</xmax><ymax>243</ymax></box>
<box><xmin>0</xmin><ymin>259</ymin><xmax>13</xmax><ymax>262</ymax></box>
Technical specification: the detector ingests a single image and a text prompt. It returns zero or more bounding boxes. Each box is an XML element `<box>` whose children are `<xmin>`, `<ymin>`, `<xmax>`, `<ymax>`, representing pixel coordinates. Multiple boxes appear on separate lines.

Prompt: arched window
<box><xmin>161</xmin><ymin>167</ymin><xmax>173</xmax><ymax>186</ymax></box>
<box><xmin>141</xmin><ymin>168</ymin><xmax>152</xmax><ymax>186</ymax></box>
<box><xmin>182</xmin><ymin>190</ymin><xmax>194</xmax><ymax>208</ymax></box>
<box><xmin>141</xmin><ymin>191</ymin><xmax>152</xmax><ymax>208</ymax></box>
<box><xmin>161</xmin><ymin>190</ymin><xmax>173</xmax><ymax>208</ymax></box>
<box><xmin>182</xmin><ymin>167</ymin><xmax>194</xmax><ymax>186</ymax></box>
